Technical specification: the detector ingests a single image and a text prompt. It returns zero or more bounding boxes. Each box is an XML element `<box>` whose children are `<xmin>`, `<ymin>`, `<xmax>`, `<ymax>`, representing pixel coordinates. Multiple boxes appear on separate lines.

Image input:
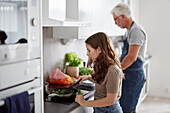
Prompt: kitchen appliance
<box><xmin>0</xmin><ymin>0</ymin><xmax>41</xmax><ymax>65</ymax></box>
<box><xmin>0</xmin><ymin>0</ymin><xmax>42</xmax><ymax>113</ymax></box>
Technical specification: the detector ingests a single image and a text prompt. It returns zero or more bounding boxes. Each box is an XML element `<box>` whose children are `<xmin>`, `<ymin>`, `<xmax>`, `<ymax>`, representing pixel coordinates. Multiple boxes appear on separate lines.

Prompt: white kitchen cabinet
<box><xmin>49</xmin><ymin>0</ymin><xmax>66</xmax><ymax>21</ymax></box>
<box><xmin>43</xmin><ymin>0</ymin><xmax>64</xmax><ymax>26</ymax></box>
<box><xmin>52</xmin><ymin>0</ymin><xmax>92</xmax><ymax>39</ymax></box>
<box><xmin>43</xmin><ymin>0</ymin><xmax>91</xmax><ymax>27</ymax></box>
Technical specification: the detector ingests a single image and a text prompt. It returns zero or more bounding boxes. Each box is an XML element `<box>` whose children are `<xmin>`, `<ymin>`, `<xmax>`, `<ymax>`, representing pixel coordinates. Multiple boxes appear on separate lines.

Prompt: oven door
<box><xmin>0</xmin><ymin>86</ymin><xmax>43</xmax><ymax>113</ymax></box>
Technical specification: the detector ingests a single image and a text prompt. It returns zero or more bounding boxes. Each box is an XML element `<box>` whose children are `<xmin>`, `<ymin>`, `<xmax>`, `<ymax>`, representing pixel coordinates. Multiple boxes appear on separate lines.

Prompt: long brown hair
<box><xmin>85</xmin><ymin>32</ymin><xmax>121</xmax><ymax>83</ymax></box>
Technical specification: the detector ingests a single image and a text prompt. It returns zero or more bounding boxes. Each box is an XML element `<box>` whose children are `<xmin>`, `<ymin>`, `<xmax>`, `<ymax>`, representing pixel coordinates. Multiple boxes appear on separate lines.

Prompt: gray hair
<box><xmin>111</xmin><ymin>3</ymin><xmax>131</xmax><ymax>18</ymax></box>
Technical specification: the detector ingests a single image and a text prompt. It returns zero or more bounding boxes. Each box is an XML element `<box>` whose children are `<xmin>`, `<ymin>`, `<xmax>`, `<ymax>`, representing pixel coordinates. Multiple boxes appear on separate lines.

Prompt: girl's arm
<box><xmin>75</xmin><ymin>92</ymin><xmax>118</xmax><ymax>107</ymax></box>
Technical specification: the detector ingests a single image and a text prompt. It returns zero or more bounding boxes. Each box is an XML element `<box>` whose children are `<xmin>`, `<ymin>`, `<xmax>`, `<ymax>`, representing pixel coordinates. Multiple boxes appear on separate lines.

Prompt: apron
<box><xmin>119</xmin><ymin>22</ymin><xmax>145</xmax><ymax>112</ymax></box>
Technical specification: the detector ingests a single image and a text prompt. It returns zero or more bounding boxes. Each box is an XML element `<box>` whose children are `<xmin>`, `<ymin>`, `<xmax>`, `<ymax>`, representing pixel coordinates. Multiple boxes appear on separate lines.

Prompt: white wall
<box><xmin>130</xmin><ymin>0</ymin><xmax>140</xmax><ymax>23</ymax></box>
<box><xmin>139</xmin><ymin>0</ymin><xmax>170</xmax><ymax>98</ymax></box>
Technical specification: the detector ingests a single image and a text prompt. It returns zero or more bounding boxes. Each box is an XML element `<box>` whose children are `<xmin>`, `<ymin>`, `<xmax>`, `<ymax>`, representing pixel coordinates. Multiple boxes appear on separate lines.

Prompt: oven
<box><xmin>0</xmin><ymin>59</ymin><xmax>43</xmax><ymax>113</ymax></box>
<box><xmin>0</xmin><ymin>0</ymin><xmax>42</xmax><ymax>113</ymax></box>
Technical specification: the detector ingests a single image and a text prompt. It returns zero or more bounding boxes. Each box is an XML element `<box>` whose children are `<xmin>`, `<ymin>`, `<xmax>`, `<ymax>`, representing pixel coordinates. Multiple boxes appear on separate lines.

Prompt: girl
<box><xmin>75</xmin><ymin>32</ymin><xmax>123</xmax><ymax>113</ymax></box>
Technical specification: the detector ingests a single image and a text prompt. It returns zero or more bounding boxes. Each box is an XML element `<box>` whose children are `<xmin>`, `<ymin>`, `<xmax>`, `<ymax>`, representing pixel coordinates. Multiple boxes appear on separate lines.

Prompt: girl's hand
<box><xmin>77</xmin><ymin>75</ymin><xmax>90</xmax><ymax>84</ymax></box>
<box><xmin>75</xmin><ymin>95</ymin><xmax>85</xmax><ymax>106</ymax></box>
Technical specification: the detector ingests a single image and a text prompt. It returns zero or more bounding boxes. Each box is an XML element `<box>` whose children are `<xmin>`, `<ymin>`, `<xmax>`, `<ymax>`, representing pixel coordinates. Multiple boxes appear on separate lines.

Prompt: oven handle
<box><xmin>0</xmin><ymin>77</ymin><xmax>39</xmax><ymax>92</ymax></box>
<box><xmin>0</xmin><ymin>86</ymin><xmax>42</xmax><ymax>107</ymax></box>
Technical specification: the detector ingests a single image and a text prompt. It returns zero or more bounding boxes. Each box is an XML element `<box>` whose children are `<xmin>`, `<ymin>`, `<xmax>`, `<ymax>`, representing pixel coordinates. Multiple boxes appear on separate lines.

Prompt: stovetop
<box><xmin>44</xmin><ymin>83</ymin><xmax>95</xmax><ymax>105</ymax></box>
<box><xmin>46</xmin><ymin>89</ymin><xmax>90</xmax><ymax>104</ymax></box>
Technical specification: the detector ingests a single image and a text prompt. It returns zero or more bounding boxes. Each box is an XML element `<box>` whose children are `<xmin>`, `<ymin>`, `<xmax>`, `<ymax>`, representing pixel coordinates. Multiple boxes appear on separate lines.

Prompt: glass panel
<box><xmin>0</xmin><ymin>0</ymin><xmax>27</xmax><ymax>45</ymax></box>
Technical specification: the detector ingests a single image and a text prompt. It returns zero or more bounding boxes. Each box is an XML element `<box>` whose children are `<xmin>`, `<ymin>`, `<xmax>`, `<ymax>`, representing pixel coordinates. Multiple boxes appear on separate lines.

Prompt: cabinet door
<box><xmin>43</xmin><ymin>0</ymin><xmax>91</xmax><ymax>27</ymax></box>
<box><xmin>42</xmin><ymin>0</ymin><xmax>63</xmax><ymax>26</ymax></box>
<box><xmin>51</xmin><ymin>0</ymin><xmax>92</xmax><ymax>39</ymax></box>
<box><xmin>49</xmin><ymin>0</ymin><xmax>66</xmax><ymax>21</ymax></box>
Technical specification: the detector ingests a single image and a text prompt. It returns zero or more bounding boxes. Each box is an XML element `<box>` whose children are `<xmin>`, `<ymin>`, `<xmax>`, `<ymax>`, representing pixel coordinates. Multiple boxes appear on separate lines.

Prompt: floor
<box><xmin>137</xmin><ymin>96</ymin><xmax>170</xmax><ymax>113</ymax></box>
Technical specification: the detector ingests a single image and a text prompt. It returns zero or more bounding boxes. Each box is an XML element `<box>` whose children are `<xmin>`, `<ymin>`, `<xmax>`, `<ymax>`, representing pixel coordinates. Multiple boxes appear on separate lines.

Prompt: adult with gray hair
<box><xmin>111</xmin><ymin>3</ymin><xmax>147</xmax><ymax>113</ymax></box>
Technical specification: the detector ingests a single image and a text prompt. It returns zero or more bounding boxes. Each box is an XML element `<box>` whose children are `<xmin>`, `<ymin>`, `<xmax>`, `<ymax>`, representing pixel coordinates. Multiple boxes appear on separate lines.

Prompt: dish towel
<box><xmin>2</xmin><ymin>91</ymin><xmax>31</xmax><ymax>113</ymax></box>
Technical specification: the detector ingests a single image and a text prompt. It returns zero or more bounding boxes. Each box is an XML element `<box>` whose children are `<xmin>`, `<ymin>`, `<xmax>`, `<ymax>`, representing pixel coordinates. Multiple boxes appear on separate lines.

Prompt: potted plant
<box><xmin>64</xmin><ymin>52</ymin><xmax>83</xmax><ymax>77</ymax></box>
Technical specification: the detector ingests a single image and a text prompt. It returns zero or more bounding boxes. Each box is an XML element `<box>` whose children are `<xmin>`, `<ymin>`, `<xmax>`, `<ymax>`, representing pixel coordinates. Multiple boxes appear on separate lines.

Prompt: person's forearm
<box><xmin>121</xmin><ymin>55</ymin><xmax>136</xmax><ymax>70</ymax></box>
<box><xmin>81</xmin><ymin>96</ymin><xmax>116</xmax><ymax>107</ymax></box>
<box><xmin>121</xmin><ymin>45</ymin><xmax>140</xmax><ymax>70</ymax></box>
